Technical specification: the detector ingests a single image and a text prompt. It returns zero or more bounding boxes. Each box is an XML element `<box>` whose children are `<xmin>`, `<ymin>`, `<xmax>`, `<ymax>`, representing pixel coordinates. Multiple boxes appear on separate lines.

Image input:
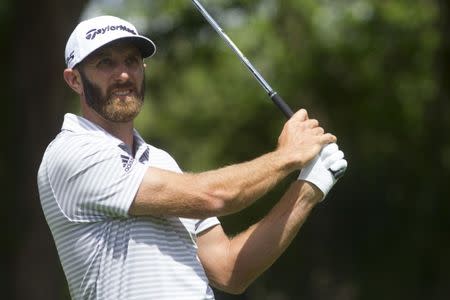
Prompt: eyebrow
<box><xmin>93</xmin><ymin>47</ymin><xmax>140</xmax><ymax>58</ymax></box>
<box><xmin>82</xmin><ymin>49</ymin><xmax>111</xmax><ymax>65</ymax></box>
<box><xmin>86</xmin><ymin>50</ymin><xmax>139</xmax><ymax>66</ymax></box>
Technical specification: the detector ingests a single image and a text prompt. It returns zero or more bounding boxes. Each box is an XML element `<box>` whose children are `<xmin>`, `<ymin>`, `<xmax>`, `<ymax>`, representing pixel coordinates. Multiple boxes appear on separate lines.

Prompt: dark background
<box><xmin>1</xmin><ymin>0</ymin><xmax>449</xmax><ymax>299</ymax></box>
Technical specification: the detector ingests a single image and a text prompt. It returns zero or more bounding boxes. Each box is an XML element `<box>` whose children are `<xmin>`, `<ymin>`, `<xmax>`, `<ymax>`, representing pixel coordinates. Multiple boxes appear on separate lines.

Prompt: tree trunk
<box><xmin>10</xmin><ymin>1</ymin><xmax>88</xmax><ymax>299</ymax></box>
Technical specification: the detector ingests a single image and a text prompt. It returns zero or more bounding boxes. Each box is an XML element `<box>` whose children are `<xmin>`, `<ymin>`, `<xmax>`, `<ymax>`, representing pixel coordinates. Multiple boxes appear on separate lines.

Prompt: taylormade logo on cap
<box><xmin>65</xmin><ymin>15</ymin><xmax>156</xmax><ymax>69</ymax></box>
<box><xmin>85</xmin><ymin>24</ymin><xmax>137</xmax><ymax>40</ymax></box>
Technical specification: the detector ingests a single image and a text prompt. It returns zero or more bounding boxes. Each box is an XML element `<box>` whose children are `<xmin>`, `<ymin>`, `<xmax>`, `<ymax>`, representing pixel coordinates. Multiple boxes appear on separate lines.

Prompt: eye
<box><xmin>97</xmin><ymin>58</ymin><xmax>114</xmax><ymax>68</ymax></box>
<box><xmin>125</xmin><ymin>55</ymin><xmax>140</xmax><ymax>67</ymax></box>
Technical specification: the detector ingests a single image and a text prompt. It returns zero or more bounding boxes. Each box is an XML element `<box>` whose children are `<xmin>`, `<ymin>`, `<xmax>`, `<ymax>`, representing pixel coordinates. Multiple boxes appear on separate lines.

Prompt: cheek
<box><xmin>86</xmin><ymin>73</ymin><xmax>109</xmax><ymax>92</ymax></box>
<box><xmin>134</xmin><ymin>65</ymin><xmax>145</xmax><ymax>79</ymax></box>
<box><xmin>94</xmin><ymin>72</ymin><xmax>113</xmax><ymax>87</ymax></box>
<box><xmin>98</xmin><ymin>85</ymin><xmax>110</xmax><ymax>97</ymax></box>
<box><xmin>132</xmin><ymin>70</ymin><xmax>145</xmax><ymax>84</ymax></box>
<box><xmin>137</xmin><ymin>71</ymin><xmax>146</xmax><ymax>88</ymax></box>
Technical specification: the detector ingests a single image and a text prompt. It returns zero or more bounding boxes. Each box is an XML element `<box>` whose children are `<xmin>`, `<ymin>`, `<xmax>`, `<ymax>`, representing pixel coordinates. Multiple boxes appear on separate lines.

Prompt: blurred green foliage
<box><xmin>12</xmin><ymin>0</ymin><xmax>446</xmax><ymax>299</ymax></box>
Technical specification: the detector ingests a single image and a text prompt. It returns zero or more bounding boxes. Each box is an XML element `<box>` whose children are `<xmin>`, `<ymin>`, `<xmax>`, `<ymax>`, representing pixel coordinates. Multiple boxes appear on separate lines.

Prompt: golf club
<box><xmin>191</xmin><ymin>0</ymin><xmax>294</xmax><ymax>119</ymax></box>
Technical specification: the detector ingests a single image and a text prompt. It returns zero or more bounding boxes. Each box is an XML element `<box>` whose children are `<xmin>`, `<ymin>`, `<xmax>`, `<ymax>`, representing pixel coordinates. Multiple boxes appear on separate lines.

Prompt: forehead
<box><xmin>85</xmin><ymin>40</ymin><xmax>142</xmax><ymax>61</ymax></box>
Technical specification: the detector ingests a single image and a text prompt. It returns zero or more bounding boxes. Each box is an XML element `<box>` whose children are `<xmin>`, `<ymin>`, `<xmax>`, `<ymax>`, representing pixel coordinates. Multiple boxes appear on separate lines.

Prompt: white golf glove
<box><xmin>298</xmin><ymin>143</ymin><xmax>348</xmax><ymax>201</ymax></box>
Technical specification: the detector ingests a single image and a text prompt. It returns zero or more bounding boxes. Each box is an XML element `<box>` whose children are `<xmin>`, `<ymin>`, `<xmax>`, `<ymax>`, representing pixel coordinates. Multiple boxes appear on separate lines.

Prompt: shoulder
<box><xmin>146</xmin><ymin>144</ymin><xmax>182</xmax><ymax>173</ymax></box>
<box><xmin>53</xmin><ymin>131</ymin><xmax>118</xmax><ymax>154</ymax></box>
<box><xmin>42</xmin><ymin>131</ymin><xmax>121</xmax><ymax>173</ymax></box>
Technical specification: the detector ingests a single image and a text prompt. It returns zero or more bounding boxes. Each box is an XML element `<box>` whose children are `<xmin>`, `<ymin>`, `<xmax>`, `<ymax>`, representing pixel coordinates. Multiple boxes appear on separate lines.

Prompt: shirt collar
<box><xmin>61</xmin><ymin>113</ymin><xmax>120</xmax><ymax>142</ymax></box>
<box><xmin>61</xmin><ymin>113</ymin><xmax>149</xmax><ymax>161</ymax></box>
<box><xmin>133</xmin><ymin>130</ymin><xmax>150</xmax><ymax>161</ymax></box>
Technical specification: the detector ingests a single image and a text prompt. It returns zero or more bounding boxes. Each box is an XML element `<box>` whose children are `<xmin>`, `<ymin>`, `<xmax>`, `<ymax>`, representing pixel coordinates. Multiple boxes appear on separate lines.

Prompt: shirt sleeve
<box><xmin>48</xmin><ymin>134</ymin><xmax>147</xmax><ymax>222</ymax></box>
<box><xmin>195</xmin><ymin>217</ymin><xmax>221</xmax><ymax>234</ymax></box>
<box><xmin>147</xmin><ymin>146</ymin><xmax>222</xmax><ymax>235</ymax></box>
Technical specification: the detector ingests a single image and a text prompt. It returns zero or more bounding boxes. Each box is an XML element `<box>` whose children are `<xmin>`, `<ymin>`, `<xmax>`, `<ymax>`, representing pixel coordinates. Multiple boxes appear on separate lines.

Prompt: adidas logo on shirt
<box><xmin>121</xmin><ymin>154</ymin><xmax>134</xmax><ymax>172</ymax></box>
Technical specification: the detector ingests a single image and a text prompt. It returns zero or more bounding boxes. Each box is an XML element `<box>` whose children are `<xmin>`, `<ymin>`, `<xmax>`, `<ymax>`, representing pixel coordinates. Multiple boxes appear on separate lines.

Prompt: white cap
<box><xmin>65</xmin><ymin>15</ymin><xmax>156</xmax><ymax>69</ymax></box>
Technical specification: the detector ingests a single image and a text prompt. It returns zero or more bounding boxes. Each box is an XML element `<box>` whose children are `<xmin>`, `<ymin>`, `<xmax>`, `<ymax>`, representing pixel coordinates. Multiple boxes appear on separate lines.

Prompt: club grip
<box><xmin>270</xmin><ymin>93</ymin><xmax>294</xmax><ymax>119</ymax></box>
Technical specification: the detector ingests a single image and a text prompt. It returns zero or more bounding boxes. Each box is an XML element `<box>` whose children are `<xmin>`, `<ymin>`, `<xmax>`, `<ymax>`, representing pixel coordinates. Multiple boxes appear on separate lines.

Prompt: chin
<box><xmin>104</xmin><ymin>104</ymin><xmax>142</xmax><ymax>122</ymax></box>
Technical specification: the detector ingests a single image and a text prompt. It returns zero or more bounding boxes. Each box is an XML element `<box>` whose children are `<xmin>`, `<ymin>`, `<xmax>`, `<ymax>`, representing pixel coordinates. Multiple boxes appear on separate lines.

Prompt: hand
<box><xmin>277</xmin><ymin>109</ymin><xmax>336</xmax><ymax>170</ymax></box>
<box><xmin>297</xmin><ymin>143</ymin><xmax>348</xmax><ymax>201</ymax></box>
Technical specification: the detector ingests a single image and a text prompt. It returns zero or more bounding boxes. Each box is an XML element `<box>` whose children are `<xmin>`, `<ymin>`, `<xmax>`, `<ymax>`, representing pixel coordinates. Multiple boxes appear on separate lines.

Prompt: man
<box><xmin>38</xmin><ymin>15</ymin><xmax>347</xmax><ymax>300</ymax></box>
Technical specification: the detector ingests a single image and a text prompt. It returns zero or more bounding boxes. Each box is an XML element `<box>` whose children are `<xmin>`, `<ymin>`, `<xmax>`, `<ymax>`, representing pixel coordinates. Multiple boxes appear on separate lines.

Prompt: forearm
<box><xmin>226</xmin><ymin>181</ymin><xmax>320</xmax><ymax>291</ymax></box>
<box><xmin>195</xmin><ymin>150</ymin><xmax>297</xmax><ymax>215</ymax></box>
<box><xmin>131</xmin><ymin>150</ymin><xmax>296</xmax><ymax>218</ymax></box>
<box><xmin>132</xmin><ymin>108</ymin><xmax>336</xmax><ymax>219</ymax></box>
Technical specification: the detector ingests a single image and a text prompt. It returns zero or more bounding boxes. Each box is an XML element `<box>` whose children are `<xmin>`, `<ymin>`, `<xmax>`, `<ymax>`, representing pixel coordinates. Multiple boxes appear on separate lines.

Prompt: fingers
<box><xmin>329</xmin><ymin>159</ymin><xmax>348</xmax><ymax>179</ymax></box>
<box><xmin>280</xmin><ymin>108</ymin><xmax>340</xmax><ymax>169</ymax></box>
<box><xmin>311</xmin><ymin>126</ymin><xmax>324</xmax><ymax>135</ymax></box>
<box><xmin>321</xmin><ymin>143</ymin><xmax>347</xmax><ymax>180</ymax></box>
<box><xmin>302</xmin><ymin>119</ymin><xmax>319</xmax><ymax>130</ymax></box>
<box><xmin>320</xmin><ymin>133</ymin><xmax>337</xmax><ymax>145</ymax></box>
<box><xmin>321</xmin><ymin>143</ymin><xmax>338</xmax><ymax>157</ymax></box>
<box><xmin>330</xmin><ymin>159</ymin><xmax>348</xmax><ymax>172</ymax></box>
<box><xmin>323</xmin><ymin>150</ymin><xmax>344</xmax><ymax>167</ymax></box>
<box><xmin>292</xmin><ymin>109</ymin><xmax>334</xmax><ymax>140</ymax></box>
<box><xmin>292</xmin><ymin>108</ymin><xmax>309</xmax><ymax>122</ymax></box>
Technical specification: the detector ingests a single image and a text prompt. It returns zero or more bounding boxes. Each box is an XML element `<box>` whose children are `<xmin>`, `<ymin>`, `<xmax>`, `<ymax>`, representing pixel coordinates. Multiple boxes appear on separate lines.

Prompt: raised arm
<box><xmin>196</xmin><ymin>143</ymin><xmax>347</xmax><ymax>294</ymax></box>
<box><xmin>196</xmin><ymin>181</ymin><xmax>320</xmax><ymax>294</ymax></box>
<box><xmin>128</xmin><ymin>109</ymin><xmax>336</xmax><ymax>219</ymax></box>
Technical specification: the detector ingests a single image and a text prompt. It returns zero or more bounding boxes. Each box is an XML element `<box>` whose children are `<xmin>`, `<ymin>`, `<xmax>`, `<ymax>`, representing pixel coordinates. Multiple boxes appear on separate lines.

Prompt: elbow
<box><xmin>209</xmin><ymin>265</ymin><xmax>254</xmax><ymax>295</ymax></box>
<box><xmin>227</xmin><ymin>272</ymin><xmax>256</xmax><ymax>295</ymax></box>
<box><xmin>202</xmin><ymin>240</ymin><xmax>255</xmax><ymax>295</ymax></box>
<box><xmin>225</xmin><ymin>283</ymin><xmax>249</xmax><ymax>295</ymax></box>
<box><xmin>220</xmin><ymin>287</ymin><xmax>247</xmax><ymax>295</ymax></box>
<box><xmin>212</xmin><ymin>277</ymin><xmax>252</xmax><ymax>295</ymax></box>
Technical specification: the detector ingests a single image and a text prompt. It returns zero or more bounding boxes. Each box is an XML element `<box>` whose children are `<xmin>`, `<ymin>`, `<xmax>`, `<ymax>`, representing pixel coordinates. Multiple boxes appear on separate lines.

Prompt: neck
<box><xmin>81</xmin><ymin>104</ymin><xmax>135</xmax><ymax>150</ymax></box>
<box><xmin>100</xmin><ymin>120</ymin><xmax>135</xmax><ymax>149</ymax></box>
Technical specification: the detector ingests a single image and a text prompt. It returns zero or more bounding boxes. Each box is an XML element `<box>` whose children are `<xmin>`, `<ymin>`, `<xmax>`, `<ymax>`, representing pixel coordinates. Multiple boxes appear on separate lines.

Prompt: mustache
<box><xmin>107</xmin><ymin>82</ymin><xmax>136</xmax><ymax>94</ymax></box>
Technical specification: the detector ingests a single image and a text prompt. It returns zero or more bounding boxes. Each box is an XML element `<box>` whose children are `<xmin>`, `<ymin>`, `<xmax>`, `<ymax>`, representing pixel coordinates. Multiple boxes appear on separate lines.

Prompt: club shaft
<box><xmin>191</xmin><ymin>0</ymin><xmax>294</xmax><ymax>118</ymax></box>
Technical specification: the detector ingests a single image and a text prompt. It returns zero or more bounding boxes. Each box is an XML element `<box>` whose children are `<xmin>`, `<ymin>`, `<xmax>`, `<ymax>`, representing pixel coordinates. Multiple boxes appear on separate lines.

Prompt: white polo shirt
<box><xmin>38</xmin><ymin>113</ymin><xmax>220</xmax><ymax>300</ymax></box>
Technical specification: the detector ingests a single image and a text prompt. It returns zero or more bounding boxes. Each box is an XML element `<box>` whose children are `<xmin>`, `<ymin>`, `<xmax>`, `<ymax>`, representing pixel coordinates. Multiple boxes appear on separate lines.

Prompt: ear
<box><xmin>63</xmin><ymin>68</ymin><xmax>83</xmax><ymax>95</ymax></box>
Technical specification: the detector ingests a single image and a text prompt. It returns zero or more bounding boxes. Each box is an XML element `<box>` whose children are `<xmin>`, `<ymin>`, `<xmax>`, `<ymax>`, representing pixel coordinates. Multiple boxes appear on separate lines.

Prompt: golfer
<box><xmin>38</xmin><ymin>15</ymin><xmax>347</xmax><ymax>300</ymax></box>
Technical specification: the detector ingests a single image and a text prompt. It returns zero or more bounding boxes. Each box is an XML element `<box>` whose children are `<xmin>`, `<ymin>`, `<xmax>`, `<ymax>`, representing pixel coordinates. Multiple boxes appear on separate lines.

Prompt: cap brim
<box><xmin>114</xmin><ymin>35</ymin><xmax>156</xmax><ymax>58</ymax></box>
<box><xmin>82</xmin><ymin>35</ymin><xmax>156</xmax><ymax>65</ymax></box>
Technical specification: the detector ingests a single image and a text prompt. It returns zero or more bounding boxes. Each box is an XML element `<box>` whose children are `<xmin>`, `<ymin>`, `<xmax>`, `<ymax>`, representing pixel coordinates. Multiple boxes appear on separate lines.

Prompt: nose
<box><xmin>118</xmin><ymin>71</ymin><xmax>130</xmax><ymax>81</ymax></box>
<box><xmin>114</xmin><ymin>63</ymin><xmax>131</xmax><ymax>82</ymax></box>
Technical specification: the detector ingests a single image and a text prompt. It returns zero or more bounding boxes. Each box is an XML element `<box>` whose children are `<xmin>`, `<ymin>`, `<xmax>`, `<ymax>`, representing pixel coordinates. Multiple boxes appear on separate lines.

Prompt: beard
<box><xmin>79</xmin><ymin>70</ymin><xmax>145</xmax><ymax>123</ymax></box>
